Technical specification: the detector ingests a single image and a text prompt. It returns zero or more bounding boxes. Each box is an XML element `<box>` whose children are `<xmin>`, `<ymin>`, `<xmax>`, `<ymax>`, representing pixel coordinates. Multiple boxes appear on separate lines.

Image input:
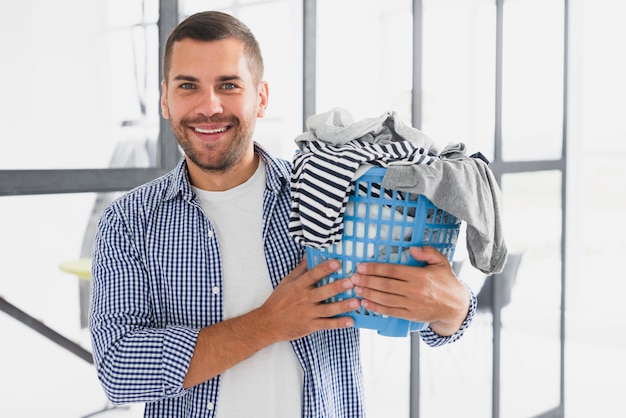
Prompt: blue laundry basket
<box><xmin>306</xmin><ymin>167</ymin><xmax>461</xmax><ymax>337</ymax></box>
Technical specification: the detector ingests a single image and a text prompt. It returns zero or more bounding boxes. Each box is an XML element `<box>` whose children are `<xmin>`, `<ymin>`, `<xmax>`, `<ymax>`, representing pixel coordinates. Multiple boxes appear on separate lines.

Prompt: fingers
<box><xmin>280</xmin><ymin>257</ymin><xmax>342</xmax><ymax>292</ymax></box>
<box><xmin>315</xmin><ymin>298</ymin><xmax>359</xmax><ymax>327</ymax></box>
<box><xmin>305</xmin><ymin>260</ymin><xmax>361</xmax><ymax>329</ymax></box>
<box><xmin>407</xmin><ymin>246</ymin><xmax>449</xmax><ymax>267</ymax></box>
<box><xmin>302</xmin><ymin>258</ymin><xmax>342</xmax><ymax>287</ymax></box>
<box><xmin>352</xmin><ymin>276</ymin><xmax>408</xmax><ymax>312</ymax></box>
<box><xmin>351</xmin><ymin>276</ymin><xmax>421</xmax><ymax>321</ymax></box>
<box><xmin>351</xmin><ymin>246</ymin><xmax>449</xmax><ymax>281</ymax></box>
<box><xmin>287</xmin><ymin>257</ymin><xmax>357</xmax><ymax>303</ymax></box>
<box><xmin>358</xmin><ymin>297</ymin><xmax>400</xmax><ymax>319</ymax></box>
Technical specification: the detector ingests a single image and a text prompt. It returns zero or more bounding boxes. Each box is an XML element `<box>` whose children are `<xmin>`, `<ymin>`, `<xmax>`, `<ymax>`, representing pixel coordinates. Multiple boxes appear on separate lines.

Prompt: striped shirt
<box><xmin>289</xmin><ymin>139</ymin><xmax>438</xmax><ymax>248</ymax></box>
<box><xmin>89</xmin><ymin>143</ymin><xmax>473</xmax><ymax>418</ymax></box>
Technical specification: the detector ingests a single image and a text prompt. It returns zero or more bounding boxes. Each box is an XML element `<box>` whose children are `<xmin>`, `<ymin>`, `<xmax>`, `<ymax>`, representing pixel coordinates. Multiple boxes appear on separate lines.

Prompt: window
<box><xmin>4</xmin><ymin>1</ymin><xmax>625</xmax><ymax>417</ymax></box>
<box><xmin>0</xmin><ymin>0</ymin><xmax>161</xmax><ymax>170</ymax></box>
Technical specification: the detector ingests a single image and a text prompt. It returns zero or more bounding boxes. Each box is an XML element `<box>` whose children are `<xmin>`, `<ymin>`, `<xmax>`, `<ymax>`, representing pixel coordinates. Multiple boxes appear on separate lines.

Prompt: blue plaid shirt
<box><xmin>89</xmin><ymin>143</ymin><xmax>475</xmax><ymax>418</ymax></box>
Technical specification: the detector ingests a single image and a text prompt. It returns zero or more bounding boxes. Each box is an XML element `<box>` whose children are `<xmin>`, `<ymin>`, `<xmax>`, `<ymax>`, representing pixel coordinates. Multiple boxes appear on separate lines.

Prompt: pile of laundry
<box><xmin>288</xmin><ymin>107</ymin><xmax>507</xmax><ymax>275</ymax></box>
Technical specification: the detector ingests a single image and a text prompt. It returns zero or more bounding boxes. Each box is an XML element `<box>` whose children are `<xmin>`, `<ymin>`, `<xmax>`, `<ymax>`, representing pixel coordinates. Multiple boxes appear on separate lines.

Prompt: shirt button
<box><xmin>207</xmin><ymin>401</ymin><xmax>214</xmax><ymax>410</ymax></box>
<box><xmin>207</xmin><ymin>230</ymin><xmax>215</xmax><ymax>238</ymax></box>
<box><xmin>325</xmin><ymin>208</ymin><xmax>335</xmax><ymax>218</ymax></box>
<box><xmin>212</xmin><ymin>286</ymin><xmax>220</xmax><ymax>295</ymax></box>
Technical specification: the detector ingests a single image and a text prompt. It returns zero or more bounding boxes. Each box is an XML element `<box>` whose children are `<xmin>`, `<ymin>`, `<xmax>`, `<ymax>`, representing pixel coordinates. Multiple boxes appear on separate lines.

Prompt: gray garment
<box><xmin>383</xmin><ymin>157</ymin><xmax>508</xmax><ymax>275</ymax></box>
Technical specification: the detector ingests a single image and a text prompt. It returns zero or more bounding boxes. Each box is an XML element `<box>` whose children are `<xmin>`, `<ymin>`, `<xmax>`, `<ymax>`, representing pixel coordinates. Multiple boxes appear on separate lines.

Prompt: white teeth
<box><xmin>195</xmin><ymin>127</ymin><xmax>227</xmax><ymax>134</ymax></box>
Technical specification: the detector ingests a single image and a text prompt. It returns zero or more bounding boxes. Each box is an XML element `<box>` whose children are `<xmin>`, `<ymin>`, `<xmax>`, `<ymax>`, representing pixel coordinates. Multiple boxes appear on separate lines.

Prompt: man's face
<box><xmin>161</xmin><ymin>38</ymin><xmax>268</xmax><ymax>174</ymax></box>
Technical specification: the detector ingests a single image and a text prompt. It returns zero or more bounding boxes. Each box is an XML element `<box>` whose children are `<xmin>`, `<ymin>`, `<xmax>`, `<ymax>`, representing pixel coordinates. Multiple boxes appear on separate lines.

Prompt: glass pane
<box><xmin>361</xmin><ymin>331</ymin><xmax>411</xmax><ymax>418</ymax></box>
<box><xmin>566</xmin><ymin>1</ymin><xmax>626</xmax><ymax>415</ymax></box>
<box><xmin>317</xmin><ymin>0</ymin><xmax>414</xmax><ymax>122</ymax></box>
<box><xmin>425</xmin><ymin>171</ymin><xmax>563</xmax><ymax>418</ymax></box>
<box><xmin>501</xmin><ymin>0</ymin><xmax>564</xmax><ymax>161</ymax></box>
<box><xmin>420</xmin><ymin>2</ymin><xmax>498</xmax><ymax>411</ymax></box>
<box><xmin>0</xmin><ymin>193</ymin><xmax>139</xmax><ymax>415</ymax></box>
<box><xmin>180</xmin><ymin>0</ymin><xmax>303</xmax><ymax>161</ymax></box>
<box><xmin>0</xmin><ymin>193</ymin><xmax>97</xmax><ymax>330</ymax></box>
<box><xmin>0</xmin><ymin>0</ymin><xmax>160</xmax><ymax>170</ymax></box>
<box><xmin>420</xmin><ymin>248</ymin><xmax>493</xmax><ymax>417</ymax></box>
<box><xmin>499</xmin><ymin>171</ymin><xmax>562</xmax><ymax>417</ymax></box>
<box><xmin>422</xmin><ymin>0</ymin><xmax>496</xmax><ymax>161</ymax></box>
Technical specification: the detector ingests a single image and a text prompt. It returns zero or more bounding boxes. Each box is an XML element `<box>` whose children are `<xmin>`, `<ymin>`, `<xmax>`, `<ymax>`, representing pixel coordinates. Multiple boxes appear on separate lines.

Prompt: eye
<box><xmin>221</xmin><ymin>83</ymin><xmax>237</xmax><ymax>90</ymax></box>
<box><xmin>179</xmin><ymin>82</ymin><xmax>196</xmax><ymax>90</ymax></box>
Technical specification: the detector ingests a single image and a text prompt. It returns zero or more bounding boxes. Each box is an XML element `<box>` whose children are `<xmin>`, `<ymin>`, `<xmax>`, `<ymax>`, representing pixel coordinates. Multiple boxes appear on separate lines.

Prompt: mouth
<box><xmin>194</xmin><ymin>126</ymin><xmax>229</xmax><ymax>135</ymax></box>
<box><xmin>189</xmin><ymin>123</ymin><xmax>232</xmax><ymax>142</ymax></box>
<box><xmin>183</xmin><ymin>115</ymin><xmax>236</xmax><ymax>142</ymax></box>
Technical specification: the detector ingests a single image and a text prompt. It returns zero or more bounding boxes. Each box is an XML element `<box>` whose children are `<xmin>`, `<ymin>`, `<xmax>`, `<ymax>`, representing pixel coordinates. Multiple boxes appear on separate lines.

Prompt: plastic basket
<box><xmin>306</xmin><ymin>167</ymin><xmax>461</xmax><ymax>337</ymax></box>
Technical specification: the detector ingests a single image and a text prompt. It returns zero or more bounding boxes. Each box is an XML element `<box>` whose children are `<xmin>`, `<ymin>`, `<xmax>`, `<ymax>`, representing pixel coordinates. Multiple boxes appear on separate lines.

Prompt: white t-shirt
<box><xmin>193</xmin><ymin>159</ymin><xmax>303</xmax><ymax>417</ymax></box>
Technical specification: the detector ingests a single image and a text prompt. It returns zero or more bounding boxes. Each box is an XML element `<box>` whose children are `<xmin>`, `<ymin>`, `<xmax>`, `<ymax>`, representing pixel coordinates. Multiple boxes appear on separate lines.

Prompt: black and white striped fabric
<box><xmin>289</xmin><ymin>138</ymin><xmax>438</xmax><ymax>248</ymax></box>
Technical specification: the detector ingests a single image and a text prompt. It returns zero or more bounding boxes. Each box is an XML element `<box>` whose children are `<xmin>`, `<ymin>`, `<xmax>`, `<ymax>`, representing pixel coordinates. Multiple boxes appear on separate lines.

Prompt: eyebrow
<box><xmin>217</xmin><ymin>74</ymin><xmax>244</xmax><ymax>83</ymax></box>
<box><xmin>172</xmin><ymin>74</ymin><xmax>243</xmax><ymax>83</ymax></box>
<box><xmin>172</xmin><ymin>75</ymin><xmax>200</xmax><ymax>83</ymax></box>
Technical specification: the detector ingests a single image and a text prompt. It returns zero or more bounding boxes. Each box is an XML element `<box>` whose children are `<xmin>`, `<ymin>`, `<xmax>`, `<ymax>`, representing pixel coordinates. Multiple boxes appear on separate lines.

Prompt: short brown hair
<box><xmin>162</xmin><ymin>11</ymin><xmax>264</xmax><ymax>84</ymax></box>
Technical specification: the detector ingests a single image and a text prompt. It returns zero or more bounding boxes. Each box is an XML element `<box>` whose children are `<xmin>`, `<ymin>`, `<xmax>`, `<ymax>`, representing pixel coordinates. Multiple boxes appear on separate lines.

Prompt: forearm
<box><xmin>183</xmin><ymin>307</ymin><xmax>277</xmax><ymax>388</ymax></box>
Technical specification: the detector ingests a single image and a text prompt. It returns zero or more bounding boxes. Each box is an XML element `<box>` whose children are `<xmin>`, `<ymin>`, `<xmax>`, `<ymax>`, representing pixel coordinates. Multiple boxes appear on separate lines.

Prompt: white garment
<box><xmin>193</xmin><ymin>159</ymin><xmax>303</xmax><ymax>418</ymax></box>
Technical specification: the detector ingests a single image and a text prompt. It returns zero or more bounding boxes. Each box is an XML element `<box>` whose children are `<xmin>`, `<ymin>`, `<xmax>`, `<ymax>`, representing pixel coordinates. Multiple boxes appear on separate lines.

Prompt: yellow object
<box><xmin>59</xmin><ymin>258</ymin><xmax>92</xmax><ymax>280</ymax></box>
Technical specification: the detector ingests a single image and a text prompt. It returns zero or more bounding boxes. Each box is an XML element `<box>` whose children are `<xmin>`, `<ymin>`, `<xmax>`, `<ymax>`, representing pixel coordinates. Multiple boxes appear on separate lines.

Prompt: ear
<box><xmin>256</xmin><ymin>81</ymin><xmax>269</xmax><ymax>118</ymax></box>
<box><xmin>160</xmin><ymin>80</ymin><xmax>170</xmax><ymax>119</ymax></box>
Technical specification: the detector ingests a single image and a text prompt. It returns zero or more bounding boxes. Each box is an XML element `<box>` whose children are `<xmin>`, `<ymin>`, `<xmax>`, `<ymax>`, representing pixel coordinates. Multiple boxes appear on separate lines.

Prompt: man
<box><xmin>89</xmin><ymin>10</ymin><xmax>475</xmax><ymax>418</ymax></box>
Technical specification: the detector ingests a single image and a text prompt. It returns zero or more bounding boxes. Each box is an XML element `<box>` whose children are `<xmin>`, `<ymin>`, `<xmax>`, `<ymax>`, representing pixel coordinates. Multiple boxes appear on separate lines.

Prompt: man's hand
<box><xmin>349</xmin><ymin>246</ymin><xmax>470</xmax><ymax>336</ymax></box>
<box><xmin>256</xmin><ymin>257</ymin><xmax>359</xmax><ymax>342</ymax></box>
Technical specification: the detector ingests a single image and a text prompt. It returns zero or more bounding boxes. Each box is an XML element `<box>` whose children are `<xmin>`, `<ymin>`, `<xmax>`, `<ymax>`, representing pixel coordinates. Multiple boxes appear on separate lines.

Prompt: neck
<box><xmin>187</xmin><ymin>152</ymin><xmax>260</xmax><ymax>192</ymax></box>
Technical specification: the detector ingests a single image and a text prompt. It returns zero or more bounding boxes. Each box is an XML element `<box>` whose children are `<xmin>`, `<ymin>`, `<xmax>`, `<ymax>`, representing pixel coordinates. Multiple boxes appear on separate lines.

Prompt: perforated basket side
<box><xmin>305</xmin><ymin>167</ymin><xmax>461</xmax><ymax>336</ymax></box>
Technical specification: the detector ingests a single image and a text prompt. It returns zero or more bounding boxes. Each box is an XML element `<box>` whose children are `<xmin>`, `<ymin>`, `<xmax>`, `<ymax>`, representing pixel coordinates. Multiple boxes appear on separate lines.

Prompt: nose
<box><xmin>195</xmin><ymin>89</ymin><xmax>223</xmax><ymax>117</ymax></box>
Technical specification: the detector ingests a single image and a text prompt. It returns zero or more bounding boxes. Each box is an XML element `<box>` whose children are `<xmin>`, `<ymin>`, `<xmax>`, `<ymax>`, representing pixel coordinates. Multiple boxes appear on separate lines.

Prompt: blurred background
<box><xmin>1</xmin><ymin>0</ymin><xmax>624</xmax><ymax>417</ymax></box>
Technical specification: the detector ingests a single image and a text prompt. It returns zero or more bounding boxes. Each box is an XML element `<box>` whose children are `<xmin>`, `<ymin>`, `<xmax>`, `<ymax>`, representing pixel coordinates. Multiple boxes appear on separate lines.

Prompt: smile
<box><xmin>194</xmin><ymin>126</ymin><xmax>228</xmax><ymax>134</ymax></box>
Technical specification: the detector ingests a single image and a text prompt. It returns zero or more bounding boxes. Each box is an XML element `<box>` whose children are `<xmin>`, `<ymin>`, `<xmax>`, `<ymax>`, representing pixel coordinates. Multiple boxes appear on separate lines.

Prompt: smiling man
<box><xmin>162</xmin><ymin>36</ymin><xmax>264</xmax><ymax>189</ymax></box>
<box><xmin>89</xmin><ymin>11</ymin><xmax>475</xmax><ymax>418</ymax></box>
